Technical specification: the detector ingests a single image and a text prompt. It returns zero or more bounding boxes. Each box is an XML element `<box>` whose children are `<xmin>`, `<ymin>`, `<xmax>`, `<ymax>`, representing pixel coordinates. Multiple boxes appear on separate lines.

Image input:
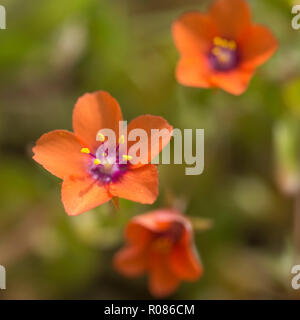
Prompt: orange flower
<box><xmin>172</xmin><ymin>0</ymin><xmax>278</xmax><ymax>95</ymax></box>
<box><xmin>32</xmin><ymin>91</ymin><xmax>173</xmax><ymax>216</ymax></box>
<box><xmin>114</xmin><ymin>209</ymin><xmax>203</xmax><ymax>297</ymax></box>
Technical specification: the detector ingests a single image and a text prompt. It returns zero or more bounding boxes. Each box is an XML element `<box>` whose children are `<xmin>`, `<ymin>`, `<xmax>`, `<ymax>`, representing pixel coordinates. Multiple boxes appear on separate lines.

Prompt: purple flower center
<box><xmin>81</xmin><ymin>141</ymin><xmax>129</xmax><ymax>184</ymax></box>
<box><xmin>209</xmin><ymin>37</ymin><xmax>239</xmax><ymax>72</ymax></box>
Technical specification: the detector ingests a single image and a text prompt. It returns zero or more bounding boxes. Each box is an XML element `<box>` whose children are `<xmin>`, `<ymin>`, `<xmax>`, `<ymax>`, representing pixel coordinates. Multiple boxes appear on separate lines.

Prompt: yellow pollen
<box><xmin>94</xmin><ymin>158</ymin><xmax>101</xmax><ymax>165</ymax></box>
<box><xmin>122</xmin><ymin>155</ymin><xmax>132</xmax><ymax>161</ymax></box>
<box><xmin>80</xmin><ymin>148</ymin><xmax>90</xmax><ymax>154</ymax></box>
<box><xmin>119</xmin><ymin>135</ymin><xmax>125</xmax><ymax>144</ymax></box>
<box><xmin>213</xmin><ymin>37</ymin><xmax>236</xmax><ymax>51</ymax></box>
<box><xmin>213</xmin><ymin>36</ymin><xmax>224</xmax><ymax>47</ymax></box>
<box><xmin>96</xmin><ymin>132</ymin><xmax>105</xmax><ymax>142</ymax></box>
<box><xmin>102</xmin><ymin>152</ymin><xmax>108</xmax><ymax>157</ymax></box>
<box><xmin>227</xmin><ymin>40</ymin><xmax>236</xmax><ymax>50</ymax></box>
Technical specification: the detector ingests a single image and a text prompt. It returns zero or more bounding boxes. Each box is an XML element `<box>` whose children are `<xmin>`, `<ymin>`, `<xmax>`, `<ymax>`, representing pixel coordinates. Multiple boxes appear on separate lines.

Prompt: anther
<box><xmin>122</xmin><ymin>155</ymin><xmax>132</xmax><ymax>161</ymax></box>
<box><xmin>96</xmin><ymin>132</ymin><xmax>105</xmax><ymax>142</ymax></box>
<box><xmin>94</xmin><ymin>159</ymin><xmax>101</xmax><ymax>165</ymax></box>
<box><xmin>81</xmin><ymin>148</ymin><xmax>90</xmax><ymax>154</ymax></box>
<box><xmin>227</xmin><ymin>40</ymin><xmax>236</xmax><ymax>50</ymax></box>
<box><xmin>119</xmin><ymin>135</ymin><xmax>125</xmax><ymax>144</ymax></box>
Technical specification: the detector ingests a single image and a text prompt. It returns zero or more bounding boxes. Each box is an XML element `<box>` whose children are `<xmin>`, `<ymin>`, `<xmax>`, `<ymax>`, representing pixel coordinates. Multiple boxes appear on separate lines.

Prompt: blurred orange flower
<box><xmin>172</xmin><ymin>0</ymin><xmax>278</xmax><ymax>95</ymax></box>
<box><xmin>32</xmin><ymin>91</ymin><xmax>172</xmax><ymax>216</ymax></box>
<box><xmin>114</xmin><ymin>209</ymin><xmax>203</xmax><ymax>297</ymax></box>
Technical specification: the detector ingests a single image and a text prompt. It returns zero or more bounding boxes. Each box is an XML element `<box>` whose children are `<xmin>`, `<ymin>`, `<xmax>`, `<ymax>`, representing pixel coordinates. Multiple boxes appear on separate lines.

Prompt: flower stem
<box><xmin>110</xmin><ymin>197</ymin><xmax>120</xmax><ymax>212</ymax></box>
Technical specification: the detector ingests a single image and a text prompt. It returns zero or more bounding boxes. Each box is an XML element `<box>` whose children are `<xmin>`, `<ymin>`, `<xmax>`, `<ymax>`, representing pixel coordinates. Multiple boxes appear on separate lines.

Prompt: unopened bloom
<box><xmin>32</xmin><ymin>91</ymin><xmax>172</xmax><ymax>216</ymax></box>
<box><xmin>114</xmin><ymin>209</ymin><xmax>203</xmax><ymax>297</ymax></box>
<box><xmin>172</xmin><ymin>0</ymin><xmax>278</xmax><ymax>95</ymax></box>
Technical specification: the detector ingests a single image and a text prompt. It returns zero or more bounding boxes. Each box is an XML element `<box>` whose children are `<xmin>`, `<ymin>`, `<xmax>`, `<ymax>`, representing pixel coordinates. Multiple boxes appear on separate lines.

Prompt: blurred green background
<box><xmin>1</xmin><ymin>0</ymin><xmax>300</xmax><ymax>299</ymax></box>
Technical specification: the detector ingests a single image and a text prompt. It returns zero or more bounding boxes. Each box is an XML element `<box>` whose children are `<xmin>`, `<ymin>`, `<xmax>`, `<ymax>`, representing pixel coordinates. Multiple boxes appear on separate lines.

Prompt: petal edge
<box><xmin>32</xmin><ymin>130</ymin><xmax>86</xmax><ymax>179</ymax></box>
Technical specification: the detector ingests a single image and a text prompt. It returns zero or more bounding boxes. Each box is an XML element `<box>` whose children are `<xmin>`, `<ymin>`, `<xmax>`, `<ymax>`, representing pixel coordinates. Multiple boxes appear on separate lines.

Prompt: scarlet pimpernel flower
<box><xmin>32</xmin><ymin>91</ymin><xmax>173</xmax><ymax>216</ymax></box>
<box><xmin>114</xmin><ymin>209</ymin><xmax>203</xmax><ymax>297</ymax></box>
<box><xmin>172</xmin><ymin>0</ymin><xmax>278</xmax><ymax>95</ymax></box>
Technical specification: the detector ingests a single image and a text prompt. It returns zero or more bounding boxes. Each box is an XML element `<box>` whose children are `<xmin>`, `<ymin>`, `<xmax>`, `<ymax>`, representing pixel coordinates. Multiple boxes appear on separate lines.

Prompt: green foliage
<box><xmin>0</xmin><ymin>0</ymin><xmax>298</xmax><ymax>299</ymax></box>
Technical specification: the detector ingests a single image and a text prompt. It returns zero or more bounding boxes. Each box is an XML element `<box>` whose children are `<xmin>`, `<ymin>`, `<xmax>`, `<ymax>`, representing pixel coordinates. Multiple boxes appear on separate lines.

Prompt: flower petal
<box><xmin>114</xmin><ymin>245</ymin><xmax>148</xmax><ymax>277</ymax></box>
<box><xmin>169</xmin><ymin>242</ymin><xmax>203</xmax><ymax>281</ymax></box>
<box><xmin>126</xmin><ymin>223</ymin><xmax>153</xmax><ymax>246</ymax></box>
<box><xmin>32</xmin><ymin>130</ymin><xmax>86</xmax><ymax>179</ymax></box>
<box><xmin>172</xmin><ymin>12</ymin><xmax>217</xmax><ymax>57</ymax></box>
<box><xmin>61</xmin><ymin>175</ymin><xmax>111</xmax><ymax>216</ymax></box>
<box><xmin>109</xmin><ymin>165</ymin><xmax>158</xmax><ymax>204</ymax></box>
<box><xmin>210</xmin><ymin>68</ymin><xmax>254</xmax><ymax>95</ymax></box>
<box><xmin>239</xmin><ymin>24</ymin><xmax>278</xmax><ymax>69</ymax></box>
<box><xmin>148</xmin><ymin>251</ymin><xmax>180</xmax><ymax>297</ymax></box>
<box><xmin>176</xmin><ymin>56</ymin><xmax>212</xmax><ymax>88</ymax></box>
<box><xmin>130</xmin><ymin>209</ymin><xmax>187</xmax><ymax>233</ymax></box>
<box><xmin>72</xmin><ymin>91</ymin><xmax>123</xmax><ymax>151</ymax></box>
<box><xmin>127</xmin><ymin>115</ymin><xmax>173</xmax><ymax>168</ymax></box>
<box><xmin>209</xmin><ymin>0</ymin><xmax>251</xmax><ymax>40</ymax></box>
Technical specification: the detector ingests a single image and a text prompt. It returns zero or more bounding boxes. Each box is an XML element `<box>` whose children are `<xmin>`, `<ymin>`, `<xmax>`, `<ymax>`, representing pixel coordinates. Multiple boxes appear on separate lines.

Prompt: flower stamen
<box><xmin>213</xmin><ymin>37</ymin><xmax>236</xmax><ymax>50</ymax></box>
<box><xmin>122</xmin><ymin>154</ymin><xmax>132</xmax><ymax>161</ymax></box>
<box><xmin>94</xmin><ymin>158</ymin><xmax>101</xmax><ymax>165</ymax></box>
<box><xmin>81</xmin><ymin>147</ymin><xmax>90</xmax><ymax>154</ymax></box>
<box><xmin>119</xmin><ymin>135</ymin><xmax>125</xmax><ymax>144</ymax></box>
<box><xmin>96</xmin><ymin>132</ymin><xmax>105</xmax><ymax>142</ymax></box>
<box><xmin>210</xmin><ymin>37</ymin><xmax>238</xmax><ymax>71</ymax></box>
